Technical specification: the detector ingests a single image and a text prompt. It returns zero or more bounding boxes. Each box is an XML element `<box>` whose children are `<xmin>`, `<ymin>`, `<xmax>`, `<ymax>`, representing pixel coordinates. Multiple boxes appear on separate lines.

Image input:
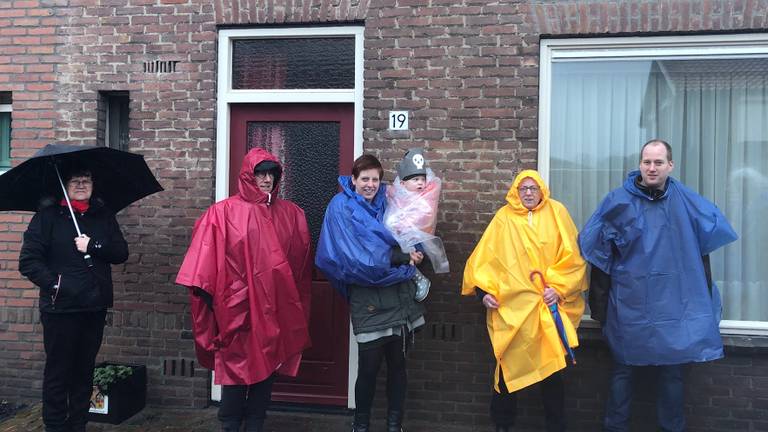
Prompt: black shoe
<box><xmin>221</xmin><ymin>420</ymin><xmax>242</xmax><ymax>432</ymax></box>
<box><xmin>495</xmin><ymin>425</ymin><xmax>511</xmax><ymax>432</ymax></box>
<box><xmin>386</xmin><ymin>410</ymin><xmax>404</xmax><ymax>432</ymax></box>
<box><xmin>245</xmin><ymin>417</ymin><xmax>264</xmax><ymax>432</ymax></box>
<box><xmin>351</xmin><ymin>411</ymin><xmax>370</xmax><ymax>432</ymax></box>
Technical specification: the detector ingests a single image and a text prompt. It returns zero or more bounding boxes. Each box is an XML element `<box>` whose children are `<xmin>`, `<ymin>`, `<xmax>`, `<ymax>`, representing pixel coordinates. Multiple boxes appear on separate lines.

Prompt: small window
<box><xmin>0</xmin><ymin>92</ymin><xmax>11</xmax><ymax>169</ymax></box>
<box><xmin>231</xmin><ymin>38</ymin><xmax>355</xmax><ymax>89</ymax></box>
<box><xmin>98</xmin><ymin>91</ymin><xmax>129</xmax><ymax>151</ymax></box>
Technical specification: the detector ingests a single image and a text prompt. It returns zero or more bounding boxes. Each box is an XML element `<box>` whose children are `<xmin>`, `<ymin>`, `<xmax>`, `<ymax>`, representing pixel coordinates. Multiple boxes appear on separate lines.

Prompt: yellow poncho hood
<box><xmin>462</xmin><ymin>170</ymin><xmax>587</xmax><ymax>392</ymax></box>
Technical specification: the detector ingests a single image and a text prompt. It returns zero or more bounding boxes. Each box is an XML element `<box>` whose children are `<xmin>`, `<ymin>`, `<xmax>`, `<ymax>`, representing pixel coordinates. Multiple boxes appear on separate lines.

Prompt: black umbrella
<box><xmin>0</xmin><ymin>144</ymin><xmax>163</xmax><ymax>213</ymax></box>
<box><xmin>0</xmin><ymin>144</ymin><xmax>164</xmax><ymax>264</ymax></box>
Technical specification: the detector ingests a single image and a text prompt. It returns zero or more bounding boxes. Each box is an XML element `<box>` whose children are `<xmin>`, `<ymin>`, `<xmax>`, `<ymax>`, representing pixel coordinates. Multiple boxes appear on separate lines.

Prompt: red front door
<box><xmin>229</xmin><ymin>103</ymin><xmax>353</xmax><ymax>406</ymax></box>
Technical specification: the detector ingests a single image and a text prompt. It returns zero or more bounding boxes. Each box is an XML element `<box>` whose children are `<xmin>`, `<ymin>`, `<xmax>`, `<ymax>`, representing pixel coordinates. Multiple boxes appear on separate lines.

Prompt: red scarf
<box><xmin>60</xmin><ymin>198</ymin><xmax>90</xmax><ymax>214</ymax></box>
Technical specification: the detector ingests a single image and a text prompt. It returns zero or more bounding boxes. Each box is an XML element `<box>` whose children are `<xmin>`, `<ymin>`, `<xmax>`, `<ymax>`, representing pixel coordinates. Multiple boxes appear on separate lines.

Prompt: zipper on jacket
<box><xmin>528</xmin><ymin>211</ymin><xmax>533</xmax><ymax>226</ymax></box>
<box><xmin>51</xmin><ymin>274</ymin><xmax>62</xmax><ymax>308</ymax></box>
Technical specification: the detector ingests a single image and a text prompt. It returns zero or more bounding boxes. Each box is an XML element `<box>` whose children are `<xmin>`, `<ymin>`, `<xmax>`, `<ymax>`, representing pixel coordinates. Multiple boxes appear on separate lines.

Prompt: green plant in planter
<box><xmin>93</xmin><ymin>365</ymin><xmax>133</xmax><ymax>395</ymax></box>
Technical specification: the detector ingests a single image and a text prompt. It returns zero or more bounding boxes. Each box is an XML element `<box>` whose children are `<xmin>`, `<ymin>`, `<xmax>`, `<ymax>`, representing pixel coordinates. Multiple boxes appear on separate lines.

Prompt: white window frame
<box><xmin>216</xmin><ymin>26</ymin><xmax>364</xmax><ymax>201</ymax></box>
<box><xmin>214</xmin><ymin>26</ymin><xmax>364</xmax><ymax>408</ymax></box>
<box><xmin>538</xmin><ymin>33</ymin><xmax>768</xmax><ymax>336</ymax></box>
<box><xmin>0</xmin><ymin>102</ymin><xmax>11</xmax><ymax>174</ymax></box>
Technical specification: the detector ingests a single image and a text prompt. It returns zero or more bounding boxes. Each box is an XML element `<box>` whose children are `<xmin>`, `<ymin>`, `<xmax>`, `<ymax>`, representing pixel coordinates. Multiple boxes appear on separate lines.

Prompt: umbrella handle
<box><xmin>529</xmin><ymin>270</ymin><xmax>546</xmax><ymax>291</ymax></box>
<box><xmin>54</xmin><ymin>163</ymin><xmax>93</xmax><ymax>268</ymax></box>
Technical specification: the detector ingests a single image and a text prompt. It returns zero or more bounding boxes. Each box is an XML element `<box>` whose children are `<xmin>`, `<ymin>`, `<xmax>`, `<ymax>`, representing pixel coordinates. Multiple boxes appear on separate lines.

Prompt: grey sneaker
<box><xmin>413</xmin><ymin>267</ymin><xmax>431</xmax><ymax>302</ymax></box>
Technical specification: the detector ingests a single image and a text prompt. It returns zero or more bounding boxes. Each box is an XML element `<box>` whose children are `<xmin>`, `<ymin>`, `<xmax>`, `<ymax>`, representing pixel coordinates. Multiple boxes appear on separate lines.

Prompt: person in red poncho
<box><xmin>176</xmin><ymin>148</ymin><xmax>312</xmax><ymax>432</ymax></box>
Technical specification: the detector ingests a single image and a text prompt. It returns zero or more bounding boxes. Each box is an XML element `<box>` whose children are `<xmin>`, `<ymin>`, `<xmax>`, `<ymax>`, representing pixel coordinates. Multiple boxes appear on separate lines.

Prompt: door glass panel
<box><xmin>232</xmin><ymin>38</ymin><xmax>355</xmax><ymax>89</ymax></box>
<box><xmin>246</xmin><ymin>121</ymin><xmax>340</xmax><ymax>247</ymax></box>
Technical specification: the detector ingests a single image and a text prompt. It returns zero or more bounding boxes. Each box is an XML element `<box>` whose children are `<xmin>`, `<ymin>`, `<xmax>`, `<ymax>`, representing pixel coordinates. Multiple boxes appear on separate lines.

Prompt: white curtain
<box><xmin>549</xmin><ymin>58</ymin><xmax>768</xmax><ymax>321</ymax></box>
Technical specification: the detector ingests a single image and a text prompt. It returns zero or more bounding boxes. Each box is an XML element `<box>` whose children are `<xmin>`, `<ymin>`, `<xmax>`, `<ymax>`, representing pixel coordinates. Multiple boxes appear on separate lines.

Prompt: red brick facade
<box><xmin>1</xmin><ymin>1</ymin><xmax>767</xmax><ymax>429</ymax></box>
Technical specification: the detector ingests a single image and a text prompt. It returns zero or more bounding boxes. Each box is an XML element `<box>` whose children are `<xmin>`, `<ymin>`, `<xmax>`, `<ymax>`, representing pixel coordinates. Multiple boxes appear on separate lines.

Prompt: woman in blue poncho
<box><xmin>316</xmin><ymin>154</ymin><xmax>426</xmax><ymax>432</ymax></box>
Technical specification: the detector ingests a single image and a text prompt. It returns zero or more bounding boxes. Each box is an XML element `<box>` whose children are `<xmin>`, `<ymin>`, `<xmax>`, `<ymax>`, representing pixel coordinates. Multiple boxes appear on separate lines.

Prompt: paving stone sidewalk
<box><xmin>0</xmin><ymin>403</ymin><xmax>518</xmax><ymax>432</ymax></box>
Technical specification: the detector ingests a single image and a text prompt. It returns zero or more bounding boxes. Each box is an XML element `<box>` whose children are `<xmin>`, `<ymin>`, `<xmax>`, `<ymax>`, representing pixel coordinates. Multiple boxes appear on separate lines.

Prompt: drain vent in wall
<box><xmin>430</xmin><ymin>322</ymin><xmax>458</xmax><ymax>341</ymax></box>
<box><xmin>163</xmin><ymin>358</ymin><xmax>195</xmax><ymax>377</ymax></box>
<box><xmin>144</xmin><ymin>60</ymin><xmax>179</xmax><ymax>73</ymax></box>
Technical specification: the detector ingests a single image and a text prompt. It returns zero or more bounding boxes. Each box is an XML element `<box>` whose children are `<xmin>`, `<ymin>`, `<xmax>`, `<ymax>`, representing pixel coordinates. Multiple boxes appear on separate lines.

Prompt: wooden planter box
<box><xmin>88</xmin><ymin>362</ymin><xmax>146</xmax><ymax>424</ymax></box>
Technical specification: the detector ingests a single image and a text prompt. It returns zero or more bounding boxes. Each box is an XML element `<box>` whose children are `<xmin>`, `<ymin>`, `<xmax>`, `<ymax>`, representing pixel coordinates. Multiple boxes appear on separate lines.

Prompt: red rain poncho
<box><xmin>176</xmin><ymin>148</ymin><xmax>312</xmax><ymax>385</ymax></box>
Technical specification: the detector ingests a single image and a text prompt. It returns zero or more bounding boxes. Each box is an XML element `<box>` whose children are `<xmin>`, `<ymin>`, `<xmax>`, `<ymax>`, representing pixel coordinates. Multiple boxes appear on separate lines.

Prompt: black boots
<box><xmin>351</xmin><ymin>411</ymin><xmax>404</xmax><ymax>432</ymax></box>
<box><xmin>495</xmin><ymin>425</ymin><xmax>512</xmax><ymax>432</ymax></box>
<box><xmin>386</xmin><ymin>410</ymin><xmax>404</xmax><ymax>432</ymax></box>
<box><xmin>221</xmin><ymin>417</ymin><xmax>263</xmax><ymax>432</ymax></box>
<box><xmin>245</xmin><ymin>418</ymin><xmax>265</xmax><ymax>432</ymax></box>
<box><xmin>351</xmin><ymin>412</ymin><xmax>370</xmax><ymax>432</ymax></box>
<box><xmin>221</xmin><ymin>421</ymin><xmax>241</xmax><ymax>432</ymax></box>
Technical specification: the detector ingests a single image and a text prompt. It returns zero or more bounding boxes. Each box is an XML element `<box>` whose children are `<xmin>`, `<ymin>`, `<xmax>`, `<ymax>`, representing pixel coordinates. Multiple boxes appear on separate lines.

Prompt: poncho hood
<box><xmin>237</xmin><ymin>147</ymin><xmax>281</xmax><ymax>203</ymax></box>
<box><xmin>338</xmin><ymin>175</ymin><xmax>388</xmax><ymax>218</ymax></box>
<box><xmin>506</xmin><ymin>169</ymin><xmax>551</xmax><ymax>214</ymax></box>
<box><xmin>623</xmin><ymin>169</ymin><xmax>671</xmax><ymax>200</ymax></box>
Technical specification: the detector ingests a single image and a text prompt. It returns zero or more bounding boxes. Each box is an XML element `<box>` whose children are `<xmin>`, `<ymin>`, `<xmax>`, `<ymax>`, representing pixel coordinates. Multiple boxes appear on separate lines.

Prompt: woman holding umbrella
<box><xmin>18</xmin><ymin>162</ymin><xmax>129</xmax><ymax>432</ymax></box>
<box><xmin>461</xmin><ymin>170</ymin><xmax>587</xmax><ymax>432</ymax></box>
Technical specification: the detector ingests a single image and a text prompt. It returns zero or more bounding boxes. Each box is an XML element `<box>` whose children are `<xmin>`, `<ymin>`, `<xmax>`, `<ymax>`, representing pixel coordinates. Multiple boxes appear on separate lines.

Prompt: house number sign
<box><xmin>389</xmin><ymin>111</ymin><xmax>409</xmax><ymax>130</ymax></box>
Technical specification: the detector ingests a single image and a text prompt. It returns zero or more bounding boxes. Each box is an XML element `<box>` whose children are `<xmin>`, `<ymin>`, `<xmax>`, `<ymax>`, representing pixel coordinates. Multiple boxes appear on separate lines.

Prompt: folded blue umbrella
<box><xmin>531</xmin><ymin>270</ymin><xmax>576</xmax><ymax>365</ymax></box>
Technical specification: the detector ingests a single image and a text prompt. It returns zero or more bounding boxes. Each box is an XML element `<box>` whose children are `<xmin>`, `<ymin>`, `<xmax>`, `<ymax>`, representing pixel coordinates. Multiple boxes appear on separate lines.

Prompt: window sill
<box><xmin>578</xmin><ymin>320</ymin><xmax>768</xmax><ymax>354</ymax></box>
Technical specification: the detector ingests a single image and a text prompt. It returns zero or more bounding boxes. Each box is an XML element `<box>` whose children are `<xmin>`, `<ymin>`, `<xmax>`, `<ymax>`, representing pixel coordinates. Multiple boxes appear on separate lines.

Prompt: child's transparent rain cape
<box><xmin>383</xmin><ymin>168</ymin><xmax>449</xmax><ymax>274</ymax></box>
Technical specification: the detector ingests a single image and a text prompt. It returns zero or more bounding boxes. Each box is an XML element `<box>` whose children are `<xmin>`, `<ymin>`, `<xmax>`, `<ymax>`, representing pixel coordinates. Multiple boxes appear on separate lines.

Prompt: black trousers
<box><xmin>354</xmin><ymin>335</ymin><xmax>408</xmax><ymax>415</ymax></box>
<box><xmin>218</xmin><ymin>375</ymin><xmax>275</xmax><ymax>430</ymax></box>
<box><xmin>41</xmin><ymin>311</ymin><xmax>106</xmax><ymax>432</ymax></box>
<box><xmin>491</xmin><ymin>369</ymin><xmax>566</xmax><ymax>432</ymax></box>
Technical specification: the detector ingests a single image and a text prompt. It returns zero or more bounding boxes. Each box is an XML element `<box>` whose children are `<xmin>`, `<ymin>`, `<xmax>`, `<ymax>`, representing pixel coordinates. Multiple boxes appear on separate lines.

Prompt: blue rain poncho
<box><xmin>579</xmin><ymin>171</ymin><xmax>738</xmax><ymax>365</ymax></box>
<box><xmin>315</xmin><ymin>176</ymin><xmax>415</xmax><ymax>300</ymax></box>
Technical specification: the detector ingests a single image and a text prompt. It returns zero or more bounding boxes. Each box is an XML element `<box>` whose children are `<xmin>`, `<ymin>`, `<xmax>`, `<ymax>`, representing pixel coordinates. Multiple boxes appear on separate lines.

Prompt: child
<box><xmin>384</xmin><ymin>149</ymin><xmax>450</xmax><ymax>301</ymax></box>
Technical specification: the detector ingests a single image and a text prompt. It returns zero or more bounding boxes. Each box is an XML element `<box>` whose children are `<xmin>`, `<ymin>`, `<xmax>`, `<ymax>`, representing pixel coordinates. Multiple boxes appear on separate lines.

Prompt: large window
<box><xmin>540</xmin><ymin>35</ymin><xmax>768</xmax><ymax>332</ymax></box>
<box><xmin>0</xmin><ymin>92</ymin><xmax>11</xmax><ymax>170</ymax></box>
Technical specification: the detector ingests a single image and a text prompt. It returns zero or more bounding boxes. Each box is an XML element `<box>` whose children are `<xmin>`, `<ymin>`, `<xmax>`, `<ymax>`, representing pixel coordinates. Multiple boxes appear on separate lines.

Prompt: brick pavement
<box><xmin>0</xmin><ymin>403</ymin><xmax>525</xmax><ymax>432</ymax></box>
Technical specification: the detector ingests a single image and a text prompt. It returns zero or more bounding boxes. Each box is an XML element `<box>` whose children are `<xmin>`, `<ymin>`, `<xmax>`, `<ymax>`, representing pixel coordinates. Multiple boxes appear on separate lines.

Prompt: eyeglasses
<box><xmin>254</xmin><ymin>172</ymin><xmax>274</xmax><ymax>179</ymax></box>
<box><xmin>518</xmin><ymin>186</ymin><xmax>540</xmax><ymax>194</ymax></box>
<box><xmin>67</xmin><ymin>179</ymin><xmax>93</xmax><ymax>186</ymax></box>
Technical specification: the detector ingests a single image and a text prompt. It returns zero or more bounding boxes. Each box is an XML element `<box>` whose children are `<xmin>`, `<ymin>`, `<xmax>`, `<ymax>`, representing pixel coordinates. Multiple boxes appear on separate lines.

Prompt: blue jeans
<box><xmin>604</xmin><ymin>362</ymin><xmax>685</xmax><ymax>432</ymax></box>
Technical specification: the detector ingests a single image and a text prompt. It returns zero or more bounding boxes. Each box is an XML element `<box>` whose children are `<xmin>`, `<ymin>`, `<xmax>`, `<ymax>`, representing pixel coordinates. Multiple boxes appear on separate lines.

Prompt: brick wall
<box><xmin>0</xmin><ymin>0</ymin><xmax>219</xmax><ymax>408</ymax></box>
<box><xmin>0</xmin><ymin>0</ymin><xmax>61</xmax><ymax>401</ymax></box>
<box><xmin>1</xmin><ymin>0</ymin><xmax>767</xmax><ymax>429</ymax></box>
<box><xmin>359</xmin><ymin>1</ymin><xmax>768</xmax><ymax>429</ymax></box>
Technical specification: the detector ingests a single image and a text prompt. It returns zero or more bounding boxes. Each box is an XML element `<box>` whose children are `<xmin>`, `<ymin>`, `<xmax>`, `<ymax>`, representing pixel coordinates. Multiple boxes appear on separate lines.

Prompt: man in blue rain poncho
<box><xmin>579</xmin><ymin>139</ymin><xmax>738</xmax><ymax>432</ymax></box>
<box><xmin>315</xmin><ymin>154</ymin><xmax>425</xmax><ymax>432</ymax></box>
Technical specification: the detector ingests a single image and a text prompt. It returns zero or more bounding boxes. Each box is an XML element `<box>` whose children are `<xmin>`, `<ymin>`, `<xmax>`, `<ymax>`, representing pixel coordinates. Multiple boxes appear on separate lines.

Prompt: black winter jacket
<box><xmin>19</xmin><ymin>200</ymin><xmax>128</xmax><ymax>313</ymax></box>
<box><xmin>348</xmin><ymin>248</ymin><xmax>426</xmax><ymax>335</ymax></box>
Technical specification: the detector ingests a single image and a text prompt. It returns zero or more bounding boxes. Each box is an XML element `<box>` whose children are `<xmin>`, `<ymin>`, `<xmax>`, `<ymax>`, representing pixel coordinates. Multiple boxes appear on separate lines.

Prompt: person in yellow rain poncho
<box><xmin>462</xmin><ymin>170</ymin><xmax>587</xmax><ymax>432</ymax></box>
